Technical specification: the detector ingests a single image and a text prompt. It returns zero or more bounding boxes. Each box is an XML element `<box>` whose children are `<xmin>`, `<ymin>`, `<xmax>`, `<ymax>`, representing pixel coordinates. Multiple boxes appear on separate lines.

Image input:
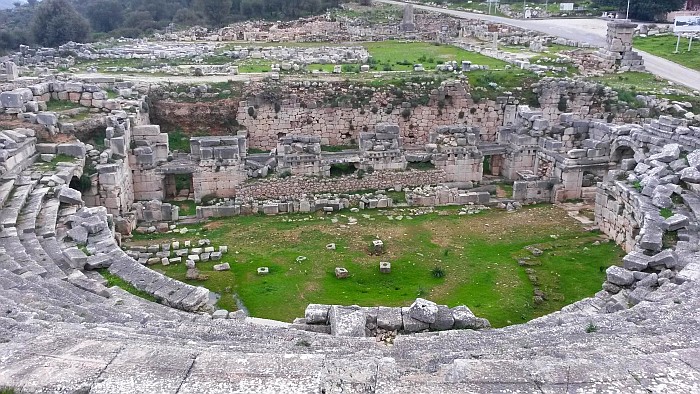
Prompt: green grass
<box><xmin>169</xmin><ymin>129</ymin><xmax>191</xmax><ymax>153</ymax></box>
<box><xmin>496</xmin><ymin>183</ymin><xmax>514</xmax><ymax>198</ymax></box>
<box><xmin>590</xmin><ymin>72</ymin><xmax>700</xmax><ymax>108</ymax></box>
<box><xmin>98</xmin><ymin>268</ymin><xmax>158</xmax><ymax>303</ymax></box>
<box><xmin>659</xmin><ymin>207</ymin><xmax>674</xmax><ymax>219</ymax></box>
<box><xmin>385</xmin><ymin>190</ymin><xmax>407</xmax><ymax>204</ymax></box>
<box><xmin>45</xmin><ymin>100</ymin><xmax>82</xmax><ymax>111</ymax></box>
<box><xmin>468</xmin><ymin>69</ymin><xmax>540</xmax><ymax>104</ymax></box>
<box><xmin>169</xmin><ymin>200</ymin><xmax>197</xmax><ymax>217</ymax></box>
<box><xmin>43</xmin><ymin>154</ymin><xmax>77</xmax><ymax>170</ymax></box>
<box><xmin>127</xmin><ymin>205</ymin><xmax>624</xmax><ymax>327</ymax></box>
<box><xmin>363</xmin><ymin>41</ymin><xmax>508</xmax><ymax>72</ymax></box>
<box><xmin>634</xmin><ymin>35</ymin><xmax>700</xmax><ymax>72</ymax></box>
<box><xmin>321</xmin><ymin>145</ymin><xmax>357</xmax><ymax>152</ymax></box>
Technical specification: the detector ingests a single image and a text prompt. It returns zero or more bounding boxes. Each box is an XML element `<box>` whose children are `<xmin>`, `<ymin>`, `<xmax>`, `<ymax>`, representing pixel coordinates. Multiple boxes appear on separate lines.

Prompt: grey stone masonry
<box><xmin>296</xmin><ymin>299</ymin><xmax>490</xmax><ymax>337</ymax></box>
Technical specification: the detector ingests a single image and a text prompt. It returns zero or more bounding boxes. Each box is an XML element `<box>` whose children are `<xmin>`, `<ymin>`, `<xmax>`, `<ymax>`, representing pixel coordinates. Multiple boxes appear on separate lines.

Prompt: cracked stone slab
<box><xmin>89</xmin><ymin>345</ymin><xmax>197</xmax><ymax>394</ymax></box>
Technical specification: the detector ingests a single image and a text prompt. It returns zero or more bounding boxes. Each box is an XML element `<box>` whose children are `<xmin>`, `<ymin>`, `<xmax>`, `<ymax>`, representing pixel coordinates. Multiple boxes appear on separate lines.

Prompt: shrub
<box><xmin>632</xmin><ymin>180</ymin><xmax>642</xmax><ymax>192</ymax></box>
<box><xmin>274</xmin><ymin>102</ymin><xmax>281</xmax><ymax>113</ymax></box>
<box><xmin>77</xmin><ymin>174</ymin><xmax>92</xmax><ymax>191</ymax></box>
<box><xmin>431</xmin><ymin>266</ymin><xmax>445</xmax><ymax>278</ymax></box>
<box><xmin>401</xmin><ymin>108</ymin><xmax>411</xmax><ymax>119</ymax></box>
<box><xmin>558</xmin><ymin>95</ymin><xmax>568</xmax><ymax>112</ymax></box>
<box><xmin>247</xmin><ymin>106</ymin><xmax>255</xmax><ymax>117</ymax></box>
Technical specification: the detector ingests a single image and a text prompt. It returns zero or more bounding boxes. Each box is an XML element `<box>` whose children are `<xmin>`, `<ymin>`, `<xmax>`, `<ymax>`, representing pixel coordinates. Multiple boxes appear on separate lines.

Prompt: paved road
<box><xmin>377</xmin><ymin>0</ymin><xmax>700</xmax><ymax>91</ymax></box>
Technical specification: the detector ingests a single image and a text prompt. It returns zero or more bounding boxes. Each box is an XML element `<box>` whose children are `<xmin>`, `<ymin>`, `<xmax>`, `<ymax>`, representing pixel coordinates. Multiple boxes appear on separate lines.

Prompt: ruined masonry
<box><xmin>0</xmin><ymin>12</ymin><xmax>698</xmax><ymax>393</ymax></box>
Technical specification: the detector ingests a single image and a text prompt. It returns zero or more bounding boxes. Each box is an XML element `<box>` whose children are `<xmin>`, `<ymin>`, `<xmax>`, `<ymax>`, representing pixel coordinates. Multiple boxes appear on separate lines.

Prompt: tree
<box><xmin>86</xmin><ymin>0</ymin><xmax>124</xmax><ymax>32</ymax></box>
<box><xmin>592</xmin><ymin>0</ymin><xmax>685</xmax><ymax>21</ymax></box>
<box><xmin>195</xmin><ymin>0</ymin><xmax>232</xmax><ymax>26</ymax></box>
<box><xmin>31</xmin><ymin>0</ymin><xmax>90</xmax><ymax>47</ymax></box>
<box><xmin>173</xmin><ymin>8</ymin><xmax>204</xmax><ymax>26</ymax></box>
<box><xmin>27</xmin><ymin>0</ymin><xmax>38</xmax><ymax>7</ymax></box>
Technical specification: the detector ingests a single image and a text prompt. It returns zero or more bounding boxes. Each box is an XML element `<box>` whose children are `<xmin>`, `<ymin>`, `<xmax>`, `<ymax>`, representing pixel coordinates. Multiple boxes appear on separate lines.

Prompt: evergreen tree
<box><xmin>31</xmin><ymin>0</ymin><xmax>90</xmax><ymax>47</ymax></box>
<box><xmin>593</xmin><ymin>0</ymin><xmax>685</xmax><ymax>21</ymax></box>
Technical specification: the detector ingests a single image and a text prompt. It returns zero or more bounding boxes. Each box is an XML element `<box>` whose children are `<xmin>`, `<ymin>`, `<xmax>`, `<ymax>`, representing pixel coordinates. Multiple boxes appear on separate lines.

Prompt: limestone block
<box><xmin>408</xmin><ymin>298</ymin><xmax>438</xmax><ymax>324</ymax></box>
<box><xmin>430</xmin><ymin>305</ymin><xmax>455</xmax><ymax>331</ymax></box>
<box><xmin>329</xmin><ymin>305</ymin><xmax>366</xmax><ymax>337</ymax></box>
<box><xmin>606</xmin><ymin>266</ymin><xmax>634</xmax><ymax>286</ymax></box>
<box><xmin>401</xmin><ymin>306</ymin><xmax>429</xmax><ymax>333</ymax></box>
<box><xmin>376</xmin><ymin>307</ymin><xmax>403</xmax><ymax>331</ymax></box>
<box><xmin>305</xmin><ymin>304</ymin><xmax>331</xmax><ymax>324</ymax></box>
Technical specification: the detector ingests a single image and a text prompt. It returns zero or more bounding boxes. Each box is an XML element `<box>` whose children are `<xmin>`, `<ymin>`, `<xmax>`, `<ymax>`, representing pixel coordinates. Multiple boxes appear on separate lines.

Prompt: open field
<box><xmin>74</xmin><ymin>41</ymin><xmax>512</xmax><ymax>77</ymax></box>
<box><xmin>634</xmin><ymin>35</ymin><xmax>700</xmax><ymax>72</ymax></box>
<box><xmin>124</xmin><ymin>204</ymin><xmax>624</xmax><ymax>328</ymax></box>
<box><xmin>363</xmin><ymin>41</ymin><xmax>508</xmax><ymax>71</ymax></box>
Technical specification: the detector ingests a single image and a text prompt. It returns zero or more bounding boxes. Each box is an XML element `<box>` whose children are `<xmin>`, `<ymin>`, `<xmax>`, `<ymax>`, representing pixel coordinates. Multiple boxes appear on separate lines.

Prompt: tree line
<box><xmin>0</xmin><ymin>0</ymin><xmax>341</xmax><ymax>53</ymax></box>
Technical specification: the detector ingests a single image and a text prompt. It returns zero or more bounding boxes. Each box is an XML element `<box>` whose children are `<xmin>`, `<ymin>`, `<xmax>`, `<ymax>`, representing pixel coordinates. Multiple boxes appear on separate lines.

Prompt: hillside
<box><xmin>0</xmin><ymin>0</ymin><xmax>24</xmax><ymax>10</ymax></box>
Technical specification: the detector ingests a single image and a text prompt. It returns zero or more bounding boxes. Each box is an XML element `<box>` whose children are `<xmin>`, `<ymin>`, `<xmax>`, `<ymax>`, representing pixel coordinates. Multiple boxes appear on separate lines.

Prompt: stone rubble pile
<box><xmin>294</xmin><ymin>298</ymin><xmax>491</xmax><ymax>337</ymax></box>
<box><xmin>197</xmin><ymin>191</ymin><xmax>395</xmax><ymax>219</ymax></box>
<box><xmin>406</xmin><ymin>185</ymin><xmax>490</xmax><ymax>207</ymax></box>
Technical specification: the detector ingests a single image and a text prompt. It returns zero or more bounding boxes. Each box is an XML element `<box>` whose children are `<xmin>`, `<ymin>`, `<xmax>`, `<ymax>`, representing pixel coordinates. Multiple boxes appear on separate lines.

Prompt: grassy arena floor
<box><xmin>125</xmin><ymin>205</ymin><xmax>624</xmax><ymax>328</ymax></box>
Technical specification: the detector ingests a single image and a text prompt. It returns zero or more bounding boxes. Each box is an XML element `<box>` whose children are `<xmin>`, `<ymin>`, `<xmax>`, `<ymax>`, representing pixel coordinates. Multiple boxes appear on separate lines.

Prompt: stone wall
<box><xmin>237</xmin><ymin>99</ymin><xmax>508</xmax><ymax>151</ymax></box>
<box><xmin>512</xmin><ymin>180</ymin><xmax>553</xmax><ymax>203</ymax></box>
<box><xmin>236</xmin><ymin>169</ymin><xmax>447</xmax><ymax>200</ymax></box>
<box><xmin>595</xmin><ymin>180</ymin><xmax>642</xmax><ymax>252</ymax></box>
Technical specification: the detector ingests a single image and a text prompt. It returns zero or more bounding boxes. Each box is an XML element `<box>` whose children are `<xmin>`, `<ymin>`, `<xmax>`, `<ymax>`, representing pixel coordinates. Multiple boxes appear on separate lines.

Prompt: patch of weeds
<box><xmin>632</xmin><ymin>180</ymin><xmax>642</xmax><ymax>192</ymax></box>
<box><xmin>98</xmin><ymin>269</ymin><xmax>158</xmax><ymax>303</ymax></box>
<box><xmin>278</xmin><ymin>170</ymin><xmax>292</xmax><ymax>178</ymax></box>
<box><xmin>585</xmin><ymin>322</ymin><xmax>598</xmax><ymax>333</ymax></box>
<box><xmin>663</xmin><ymin>230</ymin><xmax>679</xmax><ymax>248</ymax></box>
<box><xmin>45</xmin><ymin>100</ymin><xmax>82</xmax><ymax>111</ymax></box>
<box><xmin>330</xmin><ymin>163</ymin><xmax>357</xmax><ymax>177</ymax></box>
<box><xmin>295</xmin><ymin>339</ymin><xmax>312</xmax><ymax>347</ymax></box>
<box><xmin>659</xmin><ymin>208</ymin><xmax>673</xmax><ymax>219</ymax></box>
<box><xmin>431</xmin><ymin>266</ymin><xmax>446</xmax><ymax>278</ymax></box>
<box><xmin>407</xmin><ymin>162</ymin><xmax>436</xmax><ymax>171</ymax></box>
<box><xmin>48</xmin><ymin>154</ymin><xmax>76</xmax><ymax>170</ymax></box>
<box><xmin>248</xmin><ymin>148</ymin><xmax>270</xmax><ymax>154</ymax></box>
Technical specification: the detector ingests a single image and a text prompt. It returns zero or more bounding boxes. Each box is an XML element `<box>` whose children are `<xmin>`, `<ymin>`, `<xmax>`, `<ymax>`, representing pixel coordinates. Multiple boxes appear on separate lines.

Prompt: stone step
<box><xmin>0</xmin><ymin>178</ymin><xmax>15</xmax><ymax>208</ymax></box>
<box><xmin>0</xmin><ymin>181</ymin><xmax>35</xmax><ymax>229</ymax></box>
<box><xmin>20</xmin><ymin>233</ymin><xmax>67</xmax><ymax>279</ymax></box>
<box><xmin>0</xmin><ymin>291</ymin><xmax>85</xmax><ymax>324</ymax></box>
<box><xmin>0</xmin><ymin>328</ymin><xmax>696</xmax><ymax>393</ymax></box>
<box><xmin>0</xmin><ymin>244</ymin><xmax>25</xmax><ymax>274</ymax></box>
<box><xmin>36</xmin><ymin>198</ymin><xmax>60</xmax><ymax>238</ymax></box>
<box><xmin>37</xmin><ymin>236</ymin><xmax>73</xmax><ymax>275</ymax></box>
<box><xmin>17</xmin><ymin>187</ymin><xmax>49</xmax><ymax>235</ymax></box>
<box><xmin>0</xmin><ymin>235</ymin><xmax>47</xmax><ymax>277</ymax></box>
